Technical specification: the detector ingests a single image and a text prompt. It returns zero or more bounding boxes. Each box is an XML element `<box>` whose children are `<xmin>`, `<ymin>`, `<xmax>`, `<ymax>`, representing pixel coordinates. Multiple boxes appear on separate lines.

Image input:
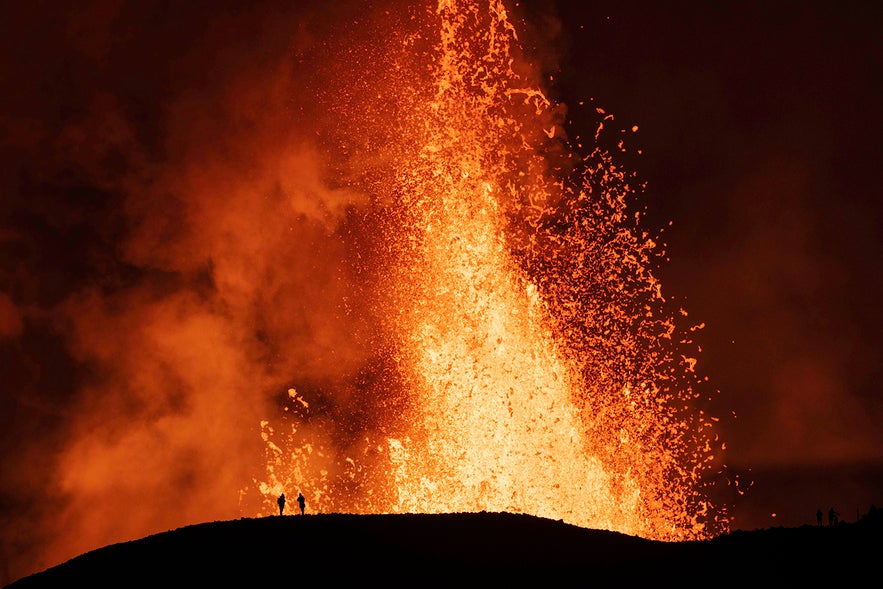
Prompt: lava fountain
<box><xmin>252</xmin><ymin>0</ymin><xmax>728</xmax><ymax>539</ymax></box>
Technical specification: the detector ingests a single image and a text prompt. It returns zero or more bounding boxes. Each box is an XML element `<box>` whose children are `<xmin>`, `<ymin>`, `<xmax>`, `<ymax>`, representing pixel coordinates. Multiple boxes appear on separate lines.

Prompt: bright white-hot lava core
<box><xmin>252</xmin><ymin>0</ymin><xmax>728</xmax><ymax>539</ymax></box>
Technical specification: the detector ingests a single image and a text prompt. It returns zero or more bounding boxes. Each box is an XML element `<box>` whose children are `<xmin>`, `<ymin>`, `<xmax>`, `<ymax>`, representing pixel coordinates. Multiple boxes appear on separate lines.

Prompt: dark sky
<box><xmin>543</xmin><ymin>0</ymin><xmax>883</xmax><ymax>466</ymax></box>
<box><xmin>539</xmin><ymin>0</ymin><xmax>883</xmax><ymax>528</ymax></box>
<box><xmin>1</xmin><ymin>0</ymin><xmax>881</xmax><ymax>582</ymax></box>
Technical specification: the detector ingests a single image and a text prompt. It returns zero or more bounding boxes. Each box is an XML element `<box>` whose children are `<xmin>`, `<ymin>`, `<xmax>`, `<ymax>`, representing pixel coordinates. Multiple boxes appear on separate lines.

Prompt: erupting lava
<box><xmin>252</xmin><ymin>0</ymin><xmax>728</xmax><ymax>539</ymax></box>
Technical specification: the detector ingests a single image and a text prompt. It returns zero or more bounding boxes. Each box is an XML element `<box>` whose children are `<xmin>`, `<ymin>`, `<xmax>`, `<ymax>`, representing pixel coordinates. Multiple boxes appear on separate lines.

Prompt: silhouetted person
<box><xmin>297</xmin><ymin>492</ymin><xmax>305</xmax><ymax>515</ymax></box>
<box><xmin>828</xmin><ymin>507</ymin><xmax>838</xmax><ymax>526</ymax></box>
<box><xmin>277</xmin><ymin>493</ymin><xmax>286</xmax><ymax>516</ymax></box>
<box><xmin>817</xmin><ymin>508</ymin><xmax>823</xmax><ymax>526</ymax></box>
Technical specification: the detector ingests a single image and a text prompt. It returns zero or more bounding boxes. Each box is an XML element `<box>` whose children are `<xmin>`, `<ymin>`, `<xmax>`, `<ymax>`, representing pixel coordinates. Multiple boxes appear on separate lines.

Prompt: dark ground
<box><xmin>725</xmin><ymin>462</ymin><xmax>883</xmax><ymax>531</ymax></box>
<box><xmin>5</xmin><ymin>510</ymin><xmax>880</xmax><ymax>587</ymax></box>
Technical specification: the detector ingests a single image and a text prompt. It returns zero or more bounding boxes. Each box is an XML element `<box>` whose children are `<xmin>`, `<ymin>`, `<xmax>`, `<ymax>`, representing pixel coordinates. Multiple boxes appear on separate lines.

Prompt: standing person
<box><xmin>297</xmin><ymin>492</ymin><xmax>305</xmax><ymax>515</ymax></box>
<box><xmin>817</xmin><ymin>508</ymin><xmax>823</xmax><ymax>526</ymax></box>
<box><xmin>277</xmin><ymin>493</ymin><xmax>286</xmax><ymax>516</ymax></box>
<box><xmin>828</xmin><ymin>507</ymin><xmax>838</xmax><ymax>526</ymax></box>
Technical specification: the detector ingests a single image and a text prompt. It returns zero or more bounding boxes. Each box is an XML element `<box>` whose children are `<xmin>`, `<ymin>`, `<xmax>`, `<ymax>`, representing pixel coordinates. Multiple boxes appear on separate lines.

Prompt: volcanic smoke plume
<box><xmin>0</xmin><ymin>0</ymin><xmax>729</xmax><ymax>581</ymax></box>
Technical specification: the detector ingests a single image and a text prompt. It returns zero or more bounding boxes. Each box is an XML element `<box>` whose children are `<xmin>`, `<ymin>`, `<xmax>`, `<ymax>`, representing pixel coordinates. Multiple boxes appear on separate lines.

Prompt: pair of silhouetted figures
<box><xmin>277</xmin><ymin>492</ymin><xmax>305</xmax><ymax>516</ymax></box>
<box><xmin>817</xmin><ymin>507</ymin><xmax>839</xmax><ymax>526</ymax></box>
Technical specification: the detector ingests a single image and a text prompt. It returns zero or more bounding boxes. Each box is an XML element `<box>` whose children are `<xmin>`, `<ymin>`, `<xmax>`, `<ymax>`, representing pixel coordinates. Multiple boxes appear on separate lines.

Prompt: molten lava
<box><xmin>252</xmin><ymin>0</ymin><xmax>728</xmax><ymax>540</ymax></box>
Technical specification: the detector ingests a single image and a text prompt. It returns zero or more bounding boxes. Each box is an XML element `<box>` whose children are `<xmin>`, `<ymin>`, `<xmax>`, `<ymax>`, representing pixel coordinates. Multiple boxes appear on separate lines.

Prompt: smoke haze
<box><xmin>1</xmin><ymin>0</ymin><xmax>404</xmax><ymax>578</ymax></box>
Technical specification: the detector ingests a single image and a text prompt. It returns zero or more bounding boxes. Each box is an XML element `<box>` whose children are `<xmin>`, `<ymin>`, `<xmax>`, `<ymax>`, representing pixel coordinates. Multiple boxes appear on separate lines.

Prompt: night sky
<box><xmin>1</xmin><ymin>0</ymin><xmax>881</xmax><ymax>582</ymax></box>
<box><xmin>542</xmin><ymin>0</ymin><xmax>883</xmax><ymax>524</ymax></box>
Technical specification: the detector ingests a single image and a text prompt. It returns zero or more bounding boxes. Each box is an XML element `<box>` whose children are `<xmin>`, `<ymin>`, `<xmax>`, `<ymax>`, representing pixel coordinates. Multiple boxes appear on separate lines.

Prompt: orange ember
<box><xmin>251</xmin><ymin>0</ymin><xmax>728</xmax><ymax>540</ymax></box>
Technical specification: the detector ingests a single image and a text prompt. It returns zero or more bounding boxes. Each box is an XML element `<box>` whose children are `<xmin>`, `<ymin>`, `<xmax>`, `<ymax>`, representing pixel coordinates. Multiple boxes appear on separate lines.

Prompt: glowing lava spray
<box><xmin>254</xmin><ymin>0</ymin><xmax>727</xmax><ymax>540</ymax></box>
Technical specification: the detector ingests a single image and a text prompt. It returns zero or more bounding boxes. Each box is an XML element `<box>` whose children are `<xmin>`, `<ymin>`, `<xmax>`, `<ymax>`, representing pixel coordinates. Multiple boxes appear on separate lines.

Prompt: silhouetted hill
<box><xmin>5</xmin><ymin>511</ymin><xmax>879</xmax><ymax>587</ymax></box>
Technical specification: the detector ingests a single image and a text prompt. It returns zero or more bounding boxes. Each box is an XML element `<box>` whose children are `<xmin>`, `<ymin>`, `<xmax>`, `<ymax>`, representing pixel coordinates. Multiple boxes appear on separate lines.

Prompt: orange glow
<box><xmin>253</xmin><ymin>0</ymin><xmax>728</xmax><ymax>540</ymax></box>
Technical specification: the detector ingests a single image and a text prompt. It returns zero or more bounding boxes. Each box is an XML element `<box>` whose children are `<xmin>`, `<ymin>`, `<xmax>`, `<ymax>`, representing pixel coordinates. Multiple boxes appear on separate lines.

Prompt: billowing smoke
<box><xmin>0</xmin><ymin>0</ymin><xmax>409</xmax><ymax>579</ymax></box>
